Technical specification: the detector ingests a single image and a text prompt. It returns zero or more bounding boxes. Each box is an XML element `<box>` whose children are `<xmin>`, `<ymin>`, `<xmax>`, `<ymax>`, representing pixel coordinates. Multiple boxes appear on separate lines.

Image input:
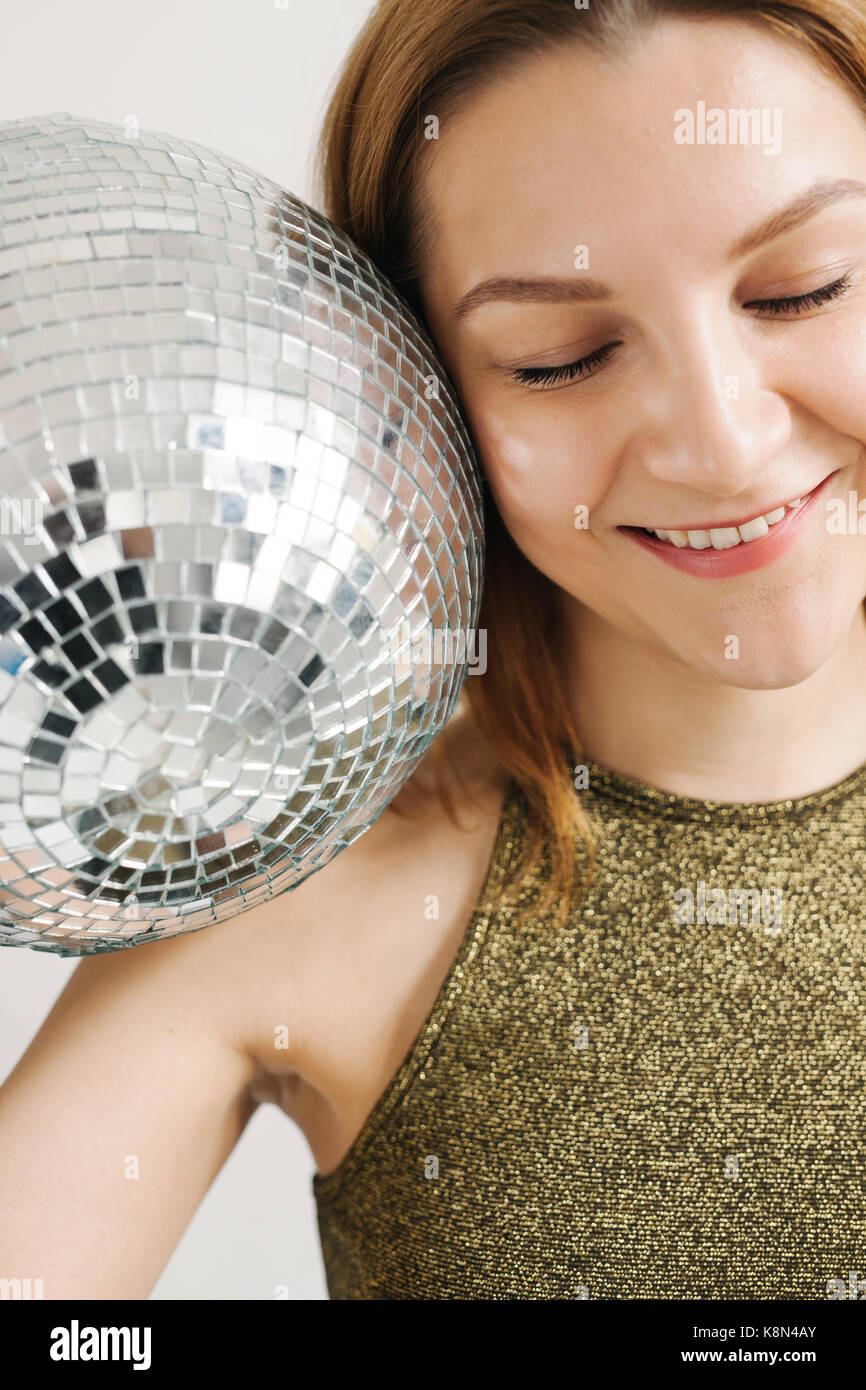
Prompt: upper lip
<box><xmin>629</xmin><ymin>480</ymin><xmax>821</xmax><ymax>533</ymax></box>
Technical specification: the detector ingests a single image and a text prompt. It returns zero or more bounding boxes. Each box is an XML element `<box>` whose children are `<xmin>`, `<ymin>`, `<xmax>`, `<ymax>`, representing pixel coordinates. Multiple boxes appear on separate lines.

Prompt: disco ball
<box><xmin>0</xmin><ymin>113</ymin><xmax>483</xmax><ymax>955</ymax></box>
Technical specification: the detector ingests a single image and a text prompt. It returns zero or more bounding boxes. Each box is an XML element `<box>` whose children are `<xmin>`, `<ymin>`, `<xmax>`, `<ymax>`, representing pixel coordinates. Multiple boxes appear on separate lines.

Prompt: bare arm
<box><xmin>0</xmin><ymin>916</ymin><xmax>269</xmax><ymax>1300</ymax></box>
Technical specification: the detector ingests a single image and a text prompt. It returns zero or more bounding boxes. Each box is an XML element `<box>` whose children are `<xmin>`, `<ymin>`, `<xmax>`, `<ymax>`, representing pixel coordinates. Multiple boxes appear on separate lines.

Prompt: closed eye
<box><xmin>508</xmin><ymin>271</ymin><xmax>855</xmax><ymax>390</ymax></box>
<box><xmin>741</xmin><ymin>270</ymin><xmax>853</xmax><ymax>316</ymax></box>
<box><xmin>508</xmin><ymin>342</ymin><xmax>619</xmax><ymax>388</ymax></box>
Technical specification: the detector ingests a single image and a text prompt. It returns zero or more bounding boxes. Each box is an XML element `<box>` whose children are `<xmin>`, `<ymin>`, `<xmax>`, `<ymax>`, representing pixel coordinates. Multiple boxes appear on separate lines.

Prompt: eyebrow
<box><xmin>452</xmin><ymin>177</ymin><xmax>866</xmax><ymax>321</ymax></box>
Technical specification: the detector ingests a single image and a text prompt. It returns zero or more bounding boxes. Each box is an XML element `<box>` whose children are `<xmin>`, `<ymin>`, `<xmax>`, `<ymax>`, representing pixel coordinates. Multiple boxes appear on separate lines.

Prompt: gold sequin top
<box><xmin>312</xmin><ymin>752</ymin><xmax>866</xmax><ymax>1299</ymax></box>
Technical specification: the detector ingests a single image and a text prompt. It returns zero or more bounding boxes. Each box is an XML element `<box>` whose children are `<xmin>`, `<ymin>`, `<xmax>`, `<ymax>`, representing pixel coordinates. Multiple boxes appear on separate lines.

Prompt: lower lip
<box><xmin>619</xmin><ymin>474</ymin><xmax>835</xmax><ymax>578</ymax></box>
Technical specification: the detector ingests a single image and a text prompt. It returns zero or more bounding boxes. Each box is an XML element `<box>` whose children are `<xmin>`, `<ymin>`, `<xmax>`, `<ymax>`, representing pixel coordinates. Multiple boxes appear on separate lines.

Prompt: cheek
<box><xmin>776</xmin><ymin>310</ymin><xmax>866</xmax><ymax>442</ymax></box>
<box><xmin>471</xmin><ymin>401</ymin><xmax>614</xmax><ymax>539</ymax></box>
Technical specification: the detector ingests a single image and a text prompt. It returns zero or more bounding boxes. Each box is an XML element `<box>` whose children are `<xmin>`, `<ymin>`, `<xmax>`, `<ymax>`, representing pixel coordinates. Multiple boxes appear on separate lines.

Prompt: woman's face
<box><xmin>417</xmin><ymin>17</ymin><xmax>866</xmax><ymax>690</ymax></box>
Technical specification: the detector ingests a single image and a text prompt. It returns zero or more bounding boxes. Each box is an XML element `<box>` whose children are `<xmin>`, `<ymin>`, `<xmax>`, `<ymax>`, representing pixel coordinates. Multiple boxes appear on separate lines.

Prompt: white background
<box><xmin>0</xmin><ymin>0</ymin><xmax>376</xmax><ymax>1300</ymax></box>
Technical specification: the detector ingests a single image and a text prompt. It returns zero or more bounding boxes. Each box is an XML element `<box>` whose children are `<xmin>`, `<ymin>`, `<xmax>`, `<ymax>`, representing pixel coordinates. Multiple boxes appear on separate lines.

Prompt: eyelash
<box><xmin>508</xmin><ymin>271</ymin><xmax>855</xmax><ymax>388</ymax></box>
<box><xmin>744</xmin><ymin>270</ymin><xmax>853</xmax><ymax>315</ymax></box>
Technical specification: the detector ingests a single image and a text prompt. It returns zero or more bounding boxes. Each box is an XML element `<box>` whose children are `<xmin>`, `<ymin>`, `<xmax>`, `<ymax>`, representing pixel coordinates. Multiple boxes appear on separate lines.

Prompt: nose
<box><xmin>630</xmin><ymin>306</ymin><xmax>792</xmax><ymax>497</ymax></box>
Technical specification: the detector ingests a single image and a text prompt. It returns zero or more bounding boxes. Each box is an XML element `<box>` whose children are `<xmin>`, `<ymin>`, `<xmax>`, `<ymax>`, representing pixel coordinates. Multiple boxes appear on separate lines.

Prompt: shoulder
<box><xmin>233</xmin><ymin>697</ymin><xmax>511</xmax><ymax>1105</ymax></box>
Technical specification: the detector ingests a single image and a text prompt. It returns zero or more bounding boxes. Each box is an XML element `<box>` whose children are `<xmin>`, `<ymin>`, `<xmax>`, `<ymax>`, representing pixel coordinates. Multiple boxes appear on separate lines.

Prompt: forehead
<box><xmin>419</xmin><ymin>17</ymin><xmax>866</xmax><ymax>307</ymax></box>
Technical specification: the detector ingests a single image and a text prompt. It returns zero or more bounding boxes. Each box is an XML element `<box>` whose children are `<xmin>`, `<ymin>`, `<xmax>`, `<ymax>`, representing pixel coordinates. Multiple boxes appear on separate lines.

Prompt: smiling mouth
<box><xmin>623</xmin><ymin>491</ymin><xmax>811</xmax><ymax>550</ymax></box>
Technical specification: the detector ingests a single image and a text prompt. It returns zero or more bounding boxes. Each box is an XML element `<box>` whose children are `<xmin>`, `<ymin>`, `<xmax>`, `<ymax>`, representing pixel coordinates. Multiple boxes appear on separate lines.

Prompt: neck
<box><xmin>563</xmin><ymin>601</ymin><xmax>866</xmax><ymax>803</ymax></box>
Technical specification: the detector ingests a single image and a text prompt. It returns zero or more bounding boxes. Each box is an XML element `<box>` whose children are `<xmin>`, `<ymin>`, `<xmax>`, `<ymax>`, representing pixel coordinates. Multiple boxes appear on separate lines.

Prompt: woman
<box><xmin>3</xmin><ymin>0</ymin><xmax>866</xmax><ymax>1300</ymax></box>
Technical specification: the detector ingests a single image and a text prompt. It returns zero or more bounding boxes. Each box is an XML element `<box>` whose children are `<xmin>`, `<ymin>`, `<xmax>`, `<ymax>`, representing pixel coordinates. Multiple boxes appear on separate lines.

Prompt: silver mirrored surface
<box><xmin>0</xmin><ymin>113</ymin><xmax>483</xmax><ymax>955</ymax></box>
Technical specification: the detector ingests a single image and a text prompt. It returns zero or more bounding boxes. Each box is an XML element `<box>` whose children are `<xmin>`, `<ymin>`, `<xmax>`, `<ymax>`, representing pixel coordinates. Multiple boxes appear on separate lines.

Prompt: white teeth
<box><xmin>644</xmin><ymin>494</ymin><xmax>807</xmax><ymax>550</ymax></box>
<box><xmin>709</xmin><ymin>527</ymin><xmax>741</xmax><ymax>550</ymax></box>
<box><xmin>738</xmin><ymin>515</ymin><xmax>769</xmax><ymax>543</ymax></box>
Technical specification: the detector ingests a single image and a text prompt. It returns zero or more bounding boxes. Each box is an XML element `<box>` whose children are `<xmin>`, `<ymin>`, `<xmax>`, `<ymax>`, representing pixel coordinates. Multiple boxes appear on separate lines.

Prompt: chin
<box><xmin>714</xmin><ymin>655</ymin><xmax>832</xmax><ymax>691</ymax></box>
<box><xmin>697</xmin><ymin>602</ymin><xmax>857</xmax><ymax>691</ymax></box>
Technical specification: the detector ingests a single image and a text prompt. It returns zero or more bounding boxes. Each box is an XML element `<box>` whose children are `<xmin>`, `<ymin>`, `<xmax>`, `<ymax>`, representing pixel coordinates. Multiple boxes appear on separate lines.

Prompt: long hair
<box><xmin>315</xmin><ymin>0</ymin><xmax>866</xmax><ymax>927</ymax></box>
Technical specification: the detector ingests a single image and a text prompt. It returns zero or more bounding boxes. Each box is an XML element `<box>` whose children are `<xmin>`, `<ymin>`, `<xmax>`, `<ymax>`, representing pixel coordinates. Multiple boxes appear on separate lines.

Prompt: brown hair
<box><xmin>315</xmin><ymin>0</ymin><xmax>866</xmax><ymax>926</ymax></box>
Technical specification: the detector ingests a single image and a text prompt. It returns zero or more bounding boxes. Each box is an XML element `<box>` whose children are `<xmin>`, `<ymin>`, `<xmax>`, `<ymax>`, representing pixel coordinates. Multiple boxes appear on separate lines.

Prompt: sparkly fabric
<box><xmin>312</xmin><ymin>751</ymin><xmax>866</xmax><ymax>1299</ymax></box>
